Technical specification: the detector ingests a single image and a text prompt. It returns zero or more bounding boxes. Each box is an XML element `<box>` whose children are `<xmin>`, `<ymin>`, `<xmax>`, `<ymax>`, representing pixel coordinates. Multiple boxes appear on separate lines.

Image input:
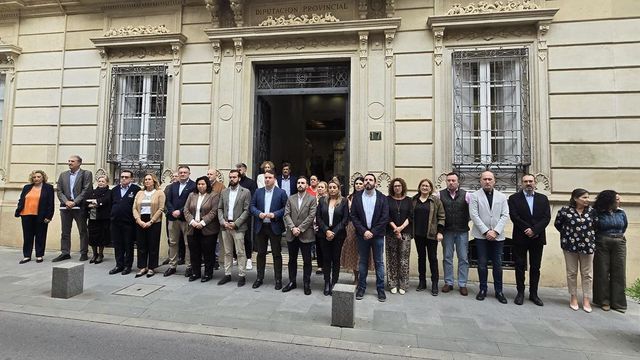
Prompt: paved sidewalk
<box><xmin>0</xmin><ymin>246</ymin><xmax>638</xmax><ymax>360</ymax></box>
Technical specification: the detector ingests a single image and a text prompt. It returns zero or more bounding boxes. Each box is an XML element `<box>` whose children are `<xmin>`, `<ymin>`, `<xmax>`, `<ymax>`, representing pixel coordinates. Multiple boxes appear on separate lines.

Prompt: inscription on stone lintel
<box><xmin>249</xmin><ymin>0</ymin><xmax>356</xmax><ymax>25</ymax></box>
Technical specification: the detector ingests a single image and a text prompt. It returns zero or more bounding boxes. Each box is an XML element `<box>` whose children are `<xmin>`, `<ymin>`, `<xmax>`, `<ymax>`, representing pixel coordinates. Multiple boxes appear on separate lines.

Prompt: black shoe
<box><xmin>356</xmin><ymin>287</ymin><xmax>365</xmax><ymax>300</ymax></box>
<box><xmin>416</xmin><ymin>280</ymin><xmax>427</xmax><ymax>292</ymax></box>
<box><xmin>514</xmin><ymin>292</ymin><xmax>524</xmax><ymax>305</ymax></box>
<box><xmin>184</xmin><ymin>267</ymin><xmax>193</xmax><ymax>277</ymax></box>
<box><xmin>377</xmin><ymin>289</ymin><xmax>387</xmax><ymax>302</ymax></box>
<box><xmin>529</xmin><ymin>294</ymin><xmax>544</xmax><ymax>306</ymax></box>
<box><xmin>217</xmin><ymin>275</ymin><xmax>232</xmax><ymax>285</ymax></box>
<box><xmin>323</xmin><ymin>281</ymin><xmax>332</xmax><ymax>296</ymax></box>
<box><xmin>214</xmin><ymin>261</ymin><xmax>220</xmax><ymax>270</ymax></box>
<box><xmin>304</xmin><ymin>283</ymin><xmax>311</xmax><ymax>295</ymax></box>
<box><xmin>189</xmin><ymin>274</ymin><xmax>201</xmax><ymax>282</ymax></box>
<box><xmin>274</xmin><ymin>280</ymin><xmax>282</xmax><ymax>290</ymax></box>
<box><xmin>89</xmin><ymin>255</ymin><xmax>97</xmax><ymax>264</ymax></box>
<box><xmin>161</xmin><ymin>258</ymin><xmax>170</xmax><ymax>266</ymax></box>
<box><xmin>316</xmin><ymin>268</ymin><xmax>323</xmax><ymax>275</ymax></box>
<box><xmin>109</xmin><ymin>267</ymin><xmax>123</xmax><ymax>275</ymax></box>
<box><xmin>164</xmin><ymin>267</ymin><xmax>176</xmax><ymax>277</ymax></box>
<box><xmin>52</xmin><ymin>254</ymin><xmax>71</xmax><ymax>262</ymax></box>
<box><xmin>36</xmin><ymin>257</ymin><xmax>44</xmax><ymax>263</ymax></box>
<box><xmin>95</xmin><ymin>254</ymin><xmax>104</xmax><ymax>264</ymax></box>
<box><xmin>177</xmin><ymin>258</ymin><xmax>185</xmax><ymax>265</ymax></box>
<box><xmin>79</xmin><ymin>254</ymin><xmax>89</xmax><ymax>261</ymax></box>
<box><xmin>121</xmin><ymin>267</ymin><xmax>131</xmax><ymax>275</ymax></box>
<box><xmin>431</xmin><ymin>282</ymin><xmax>439</xmax><ymax>296</ymax></box>
<box><xmin>476</xmin><ymin>290</ymin><xmax>487</xmax><ymax>301</ymax></box>
<box><xmin>496</xmin><ymin>292</ymin><xmax>508</xmax><ymax>304</ymax></box>
<box><xmin>237</xmin><ymin>276</ymin><xmax>246</xmax><ymax>287</ymax></box>
<box><xmin>252</xmin><ymin>279</ymin><xmax>263</xmax><ymax>289</ymax></box>
<box><xmin>135</xmin><ymin>269</ymin><xmax>148</xmax><ymax>278</ymax></box>
<box><xmin>19</xmin><ymin>258</ymin><xmax>31</xmax><ymax>264</ymax></box>
<box><xmin>201</xmin><ymin>275</ymin><xmax>212</xmax><ymax>283</ymax></box>
<box><xmin>282</xmin><ymin>282</ymin><xmax>297</xmax><ymax>292</ymax></box>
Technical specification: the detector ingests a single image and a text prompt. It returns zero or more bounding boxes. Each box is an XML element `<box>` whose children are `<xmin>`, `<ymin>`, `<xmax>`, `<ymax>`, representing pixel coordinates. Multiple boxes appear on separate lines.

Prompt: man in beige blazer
<box><xmin>283</xmin><ymin>176</ymin><xmax>317</xmax><ymax>295</ymax></box>
<box><xmin>217</xmin><ymin>170</ymin><xmax>252</xmax><ymax>287</ymax></box>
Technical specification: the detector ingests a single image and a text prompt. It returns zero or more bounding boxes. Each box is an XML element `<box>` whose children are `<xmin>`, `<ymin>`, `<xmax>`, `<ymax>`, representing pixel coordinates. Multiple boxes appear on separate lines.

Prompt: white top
<box><xmin>227</xmin><ymin>186</ymin><xmax>239</xmax><ymax>220</ymax></box>
<box><xmin>256</xmin><ymin>174</ymin><xmax>278</xmax><ymax>189</ymax></box>
<box><xmin>328</xmin><ymin>204</ymin><xmax>335</xmax><ymax>227</ymax></box>
<box><xmin>140</xmin><ymin>190</ymin><xmax>156</xmax><ymax>215</ymax></box>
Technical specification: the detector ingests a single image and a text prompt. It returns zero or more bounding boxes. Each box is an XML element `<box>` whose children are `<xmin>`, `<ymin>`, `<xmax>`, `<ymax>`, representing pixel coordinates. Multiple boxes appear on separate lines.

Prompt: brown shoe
<box><xmin>441</xmin><ymin>284</ymin><xmax>452</xmax><ymax>293</ymax></box>
<box><xmin>459</xmin><ymin>287</ymin><xmax>468</xmax><ymax>296</ymax></box>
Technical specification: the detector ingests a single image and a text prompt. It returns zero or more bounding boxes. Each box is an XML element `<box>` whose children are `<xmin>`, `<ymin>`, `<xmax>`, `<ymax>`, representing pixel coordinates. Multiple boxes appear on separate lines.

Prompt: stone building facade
<box><xmin>0</xmin><ymin>0</ymin><xmax>637</xmax><ymax>286</ymax></box>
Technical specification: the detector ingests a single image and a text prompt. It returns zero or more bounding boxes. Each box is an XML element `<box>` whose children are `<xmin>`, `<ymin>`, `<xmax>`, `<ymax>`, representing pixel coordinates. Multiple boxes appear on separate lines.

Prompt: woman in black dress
<box><xmin>86</xmin><ymin>175</ymin><xmax>112</xmax><ymax>264</ymax></box>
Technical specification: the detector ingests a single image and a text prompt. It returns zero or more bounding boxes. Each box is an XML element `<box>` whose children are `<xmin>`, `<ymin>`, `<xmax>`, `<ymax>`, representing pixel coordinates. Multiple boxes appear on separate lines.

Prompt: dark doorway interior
<box><xmin>254</xmin><ymin>93</ymin><xmax>348</xmax><ymax>185</ymax></box>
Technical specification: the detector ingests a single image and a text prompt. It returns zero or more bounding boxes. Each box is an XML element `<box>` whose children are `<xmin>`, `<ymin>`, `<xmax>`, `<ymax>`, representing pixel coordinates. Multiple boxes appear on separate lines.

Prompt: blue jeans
<box><xmin>442</xmin><ymin>231</ymin><xmax>469</xmax><ymax>287</ymax></box>
<box><xmin>357</xmin><ymin>236</ymin><xmax>385</xmax><ymax>291</ymax></box>
<box><xmin>475</xmin><ymin>238</ymin><xmax>504</xmax><ymax>293</ymax></box>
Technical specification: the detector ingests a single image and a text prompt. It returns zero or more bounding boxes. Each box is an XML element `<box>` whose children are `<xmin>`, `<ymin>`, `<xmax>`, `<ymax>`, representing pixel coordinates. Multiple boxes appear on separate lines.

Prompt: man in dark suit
<box><xmin>249</xmin><ymin>169</ymin><xmax>288</xmax><ymax>290</ymax></box>
<box><xmin>283</xmin><ymin>176</ymin><xmax>317</xmax><ymax>295</ymax></box>
<box><xmin>164</xmin><ymin>165</ymin><xmax>196</xmax><ymax>277</ymax></box>
<box><xmin>53</xmin><ymin>155</ymin><xmax>93</xmax><ymax>262</ymax></box>
<box><xmin>108</xmin><ymin>169</ymin><xmax>141</xmax><ymax>275</ymax></box>
<box><xmin>508</xmin><ymin>174</ymin><xmax>551</xmax><ymax>306</ymax></box>
<box><xmin>350</xmin><ymin>173</ymin><xmax>389</xmax><ymax>302</ymax></box>
<box><xmin>276</xmin><ymin>162</ymin><xmax>297</xmax><ymax>197</ymax></box>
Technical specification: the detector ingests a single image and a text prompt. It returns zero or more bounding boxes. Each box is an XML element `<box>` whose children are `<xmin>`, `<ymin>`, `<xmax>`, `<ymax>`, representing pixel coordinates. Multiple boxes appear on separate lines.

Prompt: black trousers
<box><xmin>415</xmin><ymin>235</ymin><xmax>439</xmax><ymax>282</ymax></box>
<box><xmin>111</xmin><ymin>220</ymin><xmax>136</xmax><ymax>269</ymax></box>
<box><xmin>189</xmin><ymin>229</ymin><xmax>217</xmax><ymax>277</ymax></box>
<box><xmin>255</xmin><ymin>225</ymin><xmax>282</xmax><ymax>281</ymax></box>
<box><xmin>593</xmin><ymin>235</ymin><xmax>627</xmax><ymax>310</ymax></box>
<box><xmin>288</xmin><ymin>238</ymin><xmax>312</xmax><ymax>284</ymax></box>
<box><xmin>88</xmin><ymin>219</ymin><xmax>110</xmax><ymax>247</ymax></box>
<box><xmin>315</xmin><ymin>233</ymin><xmax>324</xmax><ymax>269</ymax></box>
<box><xmin>320</xmin><ymin>236</ymin><xmax>344</xmax><ymax>283</ymax></box>
<box><xmin>136</xmin><ymin>215</ymin><xmax>161</xmax><ymax>270</ymax></box>
<box><xmin>21</xmin><ymin>215</ymin><xmax>49</xmax><ymax>258</ymax></box>
<box><xmin>514</xmin><ymin>240</ymin><xmax>544</xmax><ymax>295</ymax></box>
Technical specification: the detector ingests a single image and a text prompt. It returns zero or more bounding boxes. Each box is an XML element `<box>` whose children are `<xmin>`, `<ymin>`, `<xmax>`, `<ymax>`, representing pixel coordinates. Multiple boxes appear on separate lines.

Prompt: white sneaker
<box><xmin>390</xmin><ymin>287</ymin><xmax>398</xmax><ymax>294</ymax></box>
<box><xmin>245</xmin><ymin>259</ymin><xmax>253</xmax><ymax>270</ymax></box>
<box><xmin>398</xmin><ymin>288</ymin><xmax>406</xmax><ymax>295</ymax></box>
<box><xmin>232</xmin><ymin>259</ymin><xmax>238</xmax><ymax>266</ymax></box>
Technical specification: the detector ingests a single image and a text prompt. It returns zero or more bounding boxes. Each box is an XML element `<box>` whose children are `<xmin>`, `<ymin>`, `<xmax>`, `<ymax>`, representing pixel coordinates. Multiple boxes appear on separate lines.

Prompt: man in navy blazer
<box><xmin>250</xmin><ymin>169</ymin><xmax>288</xmax><ymax>290</ymax></box>
<box><xmin>350</xmin><ymin>173</ymin><xmax>389</xmax><ymax>302</ymax></box>
<box><xmin>276</xmin><ymin>162</ymin><xmax>297</xmax><ymax>197</ymax></box>
<box><xmin>508</xmin><ymin>174</ymin><xmax>551</xmax><ymax>306</ymax></box>
<box><xmin>164</xmin><ymin>165</ymin><xmax>196</xmax><ymax>277</ymax></box>
<box><xmin>108</xmin><ymin>169</ymin><xmax>140</xmax><ymax>275</ymax></box>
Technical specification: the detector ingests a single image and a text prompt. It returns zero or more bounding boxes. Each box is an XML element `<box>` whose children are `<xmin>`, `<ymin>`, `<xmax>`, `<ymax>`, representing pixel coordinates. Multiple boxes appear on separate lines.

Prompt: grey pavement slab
<box><xmin>0</xmin><ymin>246</ymin><xmax>638</xmax><ymax>360</ymax></box>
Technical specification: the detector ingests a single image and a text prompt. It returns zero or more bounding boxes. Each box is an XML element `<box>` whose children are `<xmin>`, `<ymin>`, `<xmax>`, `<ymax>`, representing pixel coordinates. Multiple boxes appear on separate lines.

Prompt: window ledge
<box><xmin>90</xmin><ymin>33</ymin><xmax>187</xmax><ymax>49</ymax></box>
<box><xmin>0</xmin><ymin>43</ymin><xmax>22</xmax><ymax>63</ymax></box>
<box><xmin>427</xmin><ymin>8</ymin><xmax>558</xmax><ymax>29</ymax></box>
<box><xmin>205</xmin><ymin>18</ymin><xmax>401</xmax><ymax>40</ymax></box>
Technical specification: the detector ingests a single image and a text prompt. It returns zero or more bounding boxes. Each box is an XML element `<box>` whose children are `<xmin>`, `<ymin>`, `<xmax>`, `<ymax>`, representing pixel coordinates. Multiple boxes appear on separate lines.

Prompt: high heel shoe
<box><xmin>135</xmin><ymin>269</ymin><xmax>148</xmax><ymax>278</ymax></box>
<box><xmin>89</xmin><ymin>254</ymin><xmax>97</xmax><ymax>264</ymax></box>
<box><xmin>95</xmin><ymin>254</ymin><xmax>104</xmax><ymax>264</ymax></box>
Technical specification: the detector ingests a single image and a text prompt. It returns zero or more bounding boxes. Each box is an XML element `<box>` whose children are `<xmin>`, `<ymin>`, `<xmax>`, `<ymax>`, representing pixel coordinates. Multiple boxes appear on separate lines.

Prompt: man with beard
<box><xmin>236</xmin><ymin>163</ymin><xmax>257</xmax><ymax>270</ymax></box>
<box><xmin>276</xmin><ymin>162</ymin><xmax>297</xmax><ymax>197</ymax></box>
<box><xmin>508</xmin><ymin>174</ymin><xmax>550</xmax><ymax>306</ymax></box>
<box><xmin>350</xmin><ymin>173</ymin><xmax>389</xmax><ymax>302</ymax></box>
<box><xmin>283</xmin><ymin>177</ymin><xmax>317</xmax><ymax>295</ymax></box>
<box><xmin>217</xmin><ymin>170</ymin><xmax>252</xmax><ymax>286</ymax></box>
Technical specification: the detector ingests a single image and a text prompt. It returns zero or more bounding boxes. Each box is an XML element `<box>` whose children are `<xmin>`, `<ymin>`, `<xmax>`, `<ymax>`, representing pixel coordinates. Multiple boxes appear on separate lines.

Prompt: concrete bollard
<box><xmin>51</xmin><ymin>262</ymin><xmax>84</xmax><ymax>299</ymax></box>
<box><xmin>331</xmin><ymin>283</ymin><xmax>356</xmax><ymax>328</ymax></box>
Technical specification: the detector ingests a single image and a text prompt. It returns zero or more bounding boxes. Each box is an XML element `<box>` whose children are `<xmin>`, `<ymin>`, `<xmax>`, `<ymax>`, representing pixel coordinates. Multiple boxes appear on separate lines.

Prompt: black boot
<box><xmin>416</xmin><ymin>279</ymin><xmax>427</xmax><ymax>291</ymax></box>
<box><xmin>431</xmin><ymin>281</ymin><xmax>439</xmax><ymax>296</ymax></box>
<box><xmin>323</xmin><ymin>281</ymin><xmax>332</xmax><ymax>296</ymax></box>
<box><xmin>89</xmin><ymin>247</ymin><xmax>98</xmax><ymax>264</ymax></box>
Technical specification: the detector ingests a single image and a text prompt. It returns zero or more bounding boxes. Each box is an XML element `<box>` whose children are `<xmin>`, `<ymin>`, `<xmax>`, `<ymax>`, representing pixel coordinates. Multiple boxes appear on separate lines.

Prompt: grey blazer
<box><xmin>469</xmin><ymin>188</ymin><xmax>510</xmax><ymax>241</ymax></box>
<box><xmin>284</xmin><ymin>193</ymin><xmax>317</xmax><ymax>243</ymax></box>
<box><xmin>217</xmin><ymin>186</ymin><xmax>252</xmax><ymax>232</ymax></box>
<box><xmin>56</xmin><ymin>169</ymin><xmax>94</xmax><ymax>208</ymax></box>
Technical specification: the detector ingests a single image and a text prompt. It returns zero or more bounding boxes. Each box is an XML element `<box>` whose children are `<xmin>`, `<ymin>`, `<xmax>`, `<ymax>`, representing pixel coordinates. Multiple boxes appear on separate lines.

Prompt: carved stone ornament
<box><xmin>436</xmin><ymin>172</ymin><xmax>449</xmax><ymax>189</ymax></box>
<box><xmin>537</xmin><ymin>22</ymin><xmax>550</xmax><ymax>61</ymax></box>
<box><xmin>349</xmin><ymin>172</ymin><xmax>364</xmax><ymax>189</ymax></box>
<box><xmin>448</xmin><ymin>27</ymin><xmax>536</xmax><ymax>41</ymax></box>
<box><xmin>358</xmin><ymin>31</ymin><xmax>368</xmax><ymax>68</ymax></box>
<box><xmin>446</xmin><ymin>0</ymin><xmax>539</xmax><ymax>16</ymax></box>
<box><xmin>161</xmin><ymin>168</ymin><xmax>174</xmax><ymax>187</ymax></box>
<box><xmin>204</xmin><ymin>0</ymin><xmax>220</xmax><ymax>28</ymax></box>
<box><xmin>258</xmin><ymin>12</ymin><xmax>340</xmax><ymax>27</ymax></box>
<box><xmin>433</xmin><ymin>27</ymin><xmax>444</xmax><ymax>66</ymax></box>
<box><xmin>95</xmin><ymin>168</ymin><xmax>108</xmax><ymax>182</ymax></box>
<box><xmin>377</xmin><ymin>172</ymin><xmax>392</xmax><ymax>190</ymax></box>
<box><xmin>104</xmin><ymin>25</ymin><xmax>170</xmax><ymax>37</ymax></box>
<box><xmin>233</xmin><ymin>38</ymin><xmax>243</xmax><ymax>72</ymax></box>
<box><xmin>230</xmin><ymin>0</ymin><xmax>244</xmax><ymax>27</ymax></box>
<box><xmin>108</xmin><ymin>46</ymin><xmax>173</xmax><ymax>59</ymax></box>
<box><xmin>358</xmin><ymin>0</ymin><xmax>368</xmax><ymax>19</ymax></box>
<box><xmin>245</xmin><ymin>37</ymin><xmax>356</xmax><ymax>51</ymax></box>
<box><xmin>0</xmin><ymin>168</ymin><xmax>6</xmax><ymax>185</ymax></box>
<box><xmin>534</xmin><ymin>173</ymin><xmax>550</xmax><ymax>192</ymax></box>
<box><xmin>211</xmin><ymin>40</ymin><xmax>221</xmax><ymax>73</ymax></box>
<box><xmin>385</xmin><ymin>0</ymin><xmax>396</xmax><ymax>18</ymax></box>
<box><xmin>384</xmin><ymin>30</ymin><xmax>395</xmax><ymax>67</ymax></box>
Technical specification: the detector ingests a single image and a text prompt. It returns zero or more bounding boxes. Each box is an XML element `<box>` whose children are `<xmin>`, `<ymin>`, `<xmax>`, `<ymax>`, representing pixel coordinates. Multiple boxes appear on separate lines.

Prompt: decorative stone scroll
<box><xmin>104</xmin><ymin>25</ymin><xmax>170</xmax><ymax>37</ymax></box>
<box><xmin>537</xmin><ymin>22</ymin><xmax>550</xmax><ymax>61</ymax></box>
<box><xmin>230</xmin><ymin>0</ymin><xmax>244</xmax><ymax>27</ymax></box>
<box><xmin>0</xmin><ymin>41</ymin><xmax>21</xmax><ymax>82</ymax></box>
<box><xmin>358</xmin><ymin>31</ymin><xmax>368</xmax><ymax>68</ymax></box>
<box><xmin>212</xmin><ymin>39</ymin><xmax>221</xmax><ymax>73</ymax></box>
<box><xmin>258</xmin><ymin>12</ymin><xmax>340</xmax><ymax>27</ymax></box>
<box><xmin>433</xmin><ymin>27</ymin><xmax>444</xmax><ymax>66</ymax></box>
<box><xmin>384</xmin><ymin>30</ymin><xmax>395</xmax><ymax>67</ymax></box>
<box><xmin>385</xmin><ymin>0</ymin><xmax>396</xmax><ymax>18</ymax></box>
<box><xmin>534</xmin><ymin>172</ymin><xmax>550</xmax><ymax>192</ymax></box>
<box><xmin>233</xmin><ymin>38</ymin><xmax>243</xmax><ymax>72</ymax></box>
<box><xmin>358</xmin><ymin>0</ymin><xmax>368</xmax><ymax>19</ymax></box>
<box><xmin>108</xmin><ymin>46</ymin><xmax>173</xmax><ymax>59</ymax></box>
<box><xmin>446</xmin><ymin>0</ymin><xmax>539</xmax><ymax>16</ymax></box>
<box><xmin>204</xmin><ymin>0</ymin><xmax>220</xmax><ymax>27</ymax></box>
<box><xmin>94</xmin><ymin>168</ymin><xmax>108</xmax><ymax>182</ymax></box>
<box><xmin>448</xmin><ymin>27</ymin><xmax>535</xmax><ymax>41</ymax></box>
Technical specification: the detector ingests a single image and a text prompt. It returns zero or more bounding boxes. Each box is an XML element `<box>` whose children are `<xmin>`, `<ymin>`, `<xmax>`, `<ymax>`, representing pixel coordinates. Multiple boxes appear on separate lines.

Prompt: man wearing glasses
<box><xmin>108</xmin><ymin>170</ymin><xmax>140</xmax><ymax>275</ymax></box>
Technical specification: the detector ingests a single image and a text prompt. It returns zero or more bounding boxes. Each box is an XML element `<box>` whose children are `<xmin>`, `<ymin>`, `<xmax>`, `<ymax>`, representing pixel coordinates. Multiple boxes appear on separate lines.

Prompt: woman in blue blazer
<box><xmin>15</xmin><ymin>170</ymin><xmax>55</xmax><ymax>263</ymax></box>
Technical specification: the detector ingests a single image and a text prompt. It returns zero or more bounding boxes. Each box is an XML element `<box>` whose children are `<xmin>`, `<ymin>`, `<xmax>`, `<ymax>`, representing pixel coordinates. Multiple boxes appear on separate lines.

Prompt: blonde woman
<box><xmin>132</xmin><ymin>173</ymin><xmax>166</xmax><ymax>278</ymax></box>
<box><xmin>15</xmin><ymin>170</ymin><xmax>55</xmax><ymax>264</ymax></box>
<box><xmin>313</xmin><ymin>180</ymin><xmax>328</xmax><ymax>273</ymax></box>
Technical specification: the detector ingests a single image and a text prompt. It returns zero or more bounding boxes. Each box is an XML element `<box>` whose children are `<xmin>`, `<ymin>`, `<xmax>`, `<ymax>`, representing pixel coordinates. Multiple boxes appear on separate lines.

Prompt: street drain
<box><xmin>113</xmin><ymin>284</ymin><xmax>164</xmax><ymax>297</ymax></box>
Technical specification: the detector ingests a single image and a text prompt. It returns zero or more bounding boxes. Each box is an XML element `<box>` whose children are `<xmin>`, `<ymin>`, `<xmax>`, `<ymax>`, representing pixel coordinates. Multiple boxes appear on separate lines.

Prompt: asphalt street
<box><xmin>0</xmin><ymin>311</ymin><xmax>403</xmax><ymax>360</ymax></box>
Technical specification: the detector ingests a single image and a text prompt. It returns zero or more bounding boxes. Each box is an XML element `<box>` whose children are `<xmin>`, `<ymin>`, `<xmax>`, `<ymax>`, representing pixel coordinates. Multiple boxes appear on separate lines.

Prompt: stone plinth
<box><xmin>51</xmin><ymin>262</ymin><xmax>84</xmax><ymax>299</ymax></box>
<box><xmin>331</xmin><ymin>283</ymin><xmax>356</xmax><ymax>328</ymax></box>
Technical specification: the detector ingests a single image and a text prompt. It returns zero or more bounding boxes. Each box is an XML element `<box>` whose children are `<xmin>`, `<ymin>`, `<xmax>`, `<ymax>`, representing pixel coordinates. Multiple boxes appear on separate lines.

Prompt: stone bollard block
<box><xmin>51</xmin><ymin>262</ymin><xmax>84</xmax><ymax>299</ymax></box>
<box><xmin>331</xmin><ymin>283</ymin><xmax>356</xmax><ymax>328</ymax></box>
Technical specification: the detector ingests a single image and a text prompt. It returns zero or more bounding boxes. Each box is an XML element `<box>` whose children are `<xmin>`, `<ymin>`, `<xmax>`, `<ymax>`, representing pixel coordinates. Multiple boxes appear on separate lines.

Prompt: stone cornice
<box><xmin>0</xmin><ymin>43</ymin><xmax>22</xmax><ymax>63</ymax></box>
<box><xmin>90</xmin><ymin>32</ymin><xmax>187</xmax><ymax>49</ymax></box>
<box><xmin>205</xmin><ymin>17</ymin><xmax>402</xmax><ymax>41</ymax></box>
<box><xmin>427</xmin><ymin>8</ymin><xmax>558</xmax><ymax>29</ymax></box>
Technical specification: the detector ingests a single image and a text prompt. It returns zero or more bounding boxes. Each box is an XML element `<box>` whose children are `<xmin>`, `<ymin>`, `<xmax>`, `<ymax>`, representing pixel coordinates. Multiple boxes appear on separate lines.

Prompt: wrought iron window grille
<box><xmin>256</xmin><ymin>64</ymin><xmax>349</xmax><ymax>92</ymax></box>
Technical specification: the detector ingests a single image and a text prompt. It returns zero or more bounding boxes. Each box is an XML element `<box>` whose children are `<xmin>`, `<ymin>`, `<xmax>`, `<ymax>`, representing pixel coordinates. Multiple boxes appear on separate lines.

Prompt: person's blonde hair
<box><xmin>417</xmin><ymin>178</ymin><xmax>435</xmax><ymax>196</ymax></box>
<box><xmin>29</xmin><ymin>170</ymin><xmax>48</xmax><ymax>184</ymax></box>
<box><xmin>317</xmin><ymin>181</ymin><xmax>328</xmax><ymax>196</ymax></box>
<box><xmin>96</xmin><ymin>174</ymin><xmax>109</xmax><ymax>184</ymax></box>
<box><xmin>142</xmin><ymin>173</ymin><xmax>160</xmax><ymax>190</ymax></box>
<box><xmin>260</xmin><ymin>160</ymin><xmax>275</xmax><ymax>171</ymax></box>
<box><xmin>327</xmin><ymin>179</ymin><xmax>343</xmax><ymax>206</ymax></box>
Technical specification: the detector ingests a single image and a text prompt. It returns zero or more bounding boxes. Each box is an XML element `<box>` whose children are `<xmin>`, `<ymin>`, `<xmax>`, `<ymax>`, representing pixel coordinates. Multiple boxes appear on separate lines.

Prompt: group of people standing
<box><xmin>15</xmin><ymin>156</ymin><xmax>629</xmax><ymax>312</ymax></box>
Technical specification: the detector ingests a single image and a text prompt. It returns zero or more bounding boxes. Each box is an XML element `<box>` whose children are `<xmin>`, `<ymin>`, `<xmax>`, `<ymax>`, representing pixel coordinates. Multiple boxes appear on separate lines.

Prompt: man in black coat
<box><xmin>164</xmin><ymin>165</ymin><xmax>196</xmax><ymax>277</ymax></box>
<box><xmin>508</xmin><ymin>174</ymin><xmax>551</xmax><ymax>306</ymax></box>
<box><xmin>108</xmin><ymin>169</ymin><xmax>140</xmax><ymax>275</ymax></box>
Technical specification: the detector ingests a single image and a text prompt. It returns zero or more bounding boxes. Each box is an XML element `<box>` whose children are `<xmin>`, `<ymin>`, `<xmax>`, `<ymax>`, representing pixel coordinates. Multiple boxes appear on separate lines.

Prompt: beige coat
<box><xmin>284</xmin><ymin>192</ymin><xmax>317</xmax><ymax>243</ymax></box>
<box><xmin>132</xmin><ymin>189</ymin><xmax>166</xmax><ymax>224</ymax></box>
<box><xmin>183</xmin><ymin>191</ymin><xmax>220</xmax><ymax>236</ymax></box>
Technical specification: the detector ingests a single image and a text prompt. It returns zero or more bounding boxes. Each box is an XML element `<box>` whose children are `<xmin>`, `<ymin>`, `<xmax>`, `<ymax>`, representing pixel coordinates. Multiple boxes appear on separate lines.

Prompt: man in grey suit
<box><xmin>217</xmin><ymin>170</ymin><xmax>251</xmax><ymax>287</ymax></box>
<box><xmin>470</xmin><ymin>170</ymin><xmax>510</xmax><ymax>304</ymax></box>
<box><xmin>283</xmin><ymin>176</ymin><xmax>317</xmax><ymax>295</ymax></box>
<box><xmin>53</xmin><ymin>155</ymin><xmax>93</xmax><ymax>262</ymax></box>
